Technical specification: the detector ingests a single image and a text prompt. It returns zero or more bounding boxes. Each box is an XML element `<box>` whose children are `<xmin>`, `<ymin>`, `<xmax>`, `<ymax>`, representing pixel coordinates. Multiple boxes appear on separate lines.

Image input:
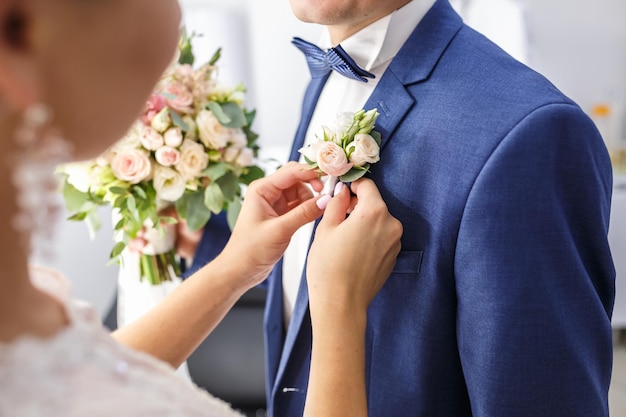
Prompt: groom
<box><xmin>191</xmin><ymin>0</ymin><xmax>616</xmax><ymax>416</ymax></box>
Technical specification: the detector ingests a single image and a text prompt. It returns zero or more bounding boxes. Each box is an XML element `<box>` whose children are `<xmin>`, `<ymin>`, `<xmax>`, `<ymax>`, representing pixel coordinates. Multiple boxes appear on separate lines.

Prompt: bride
<box><xmin>0</xmin><ymin>0</ymin><xmax>402</xmax><ymax>416</ymax></box>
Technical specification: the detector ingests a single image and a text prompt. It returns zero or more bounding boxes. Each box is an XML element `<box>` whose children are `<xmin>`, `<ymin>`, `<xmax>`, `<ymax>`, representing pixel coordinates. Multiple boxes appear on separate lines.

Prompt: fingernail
<box><xmin>316</xmin><ymin>194</ymin><xmax>332</xmax><ymax>210</ymax></box>
<box><xmin>334</xmin><ymin>182</ymin><xmax>344</xmax><ymax>196</ymax></box>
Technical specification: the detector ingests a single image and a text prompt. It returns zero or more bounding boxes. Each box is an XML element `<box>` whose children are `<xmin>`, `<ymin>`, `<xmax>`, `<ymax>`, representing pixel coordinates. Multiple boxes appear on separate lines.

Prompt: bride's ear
<box><xmin>0</xmin><ymin>3</ymin><xmax>41</xmax><ymax>111</ymax></box>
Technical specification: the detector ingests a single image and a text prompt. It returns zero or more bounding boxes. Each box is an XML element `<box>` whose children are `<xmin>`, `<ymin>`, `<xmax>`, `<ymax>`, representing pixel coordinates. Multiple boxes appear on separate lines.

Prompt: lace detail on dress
<box><xmin>0</xmin><ymin>268</ymin><xmax>244</xmax><ymax>417</ymax></box>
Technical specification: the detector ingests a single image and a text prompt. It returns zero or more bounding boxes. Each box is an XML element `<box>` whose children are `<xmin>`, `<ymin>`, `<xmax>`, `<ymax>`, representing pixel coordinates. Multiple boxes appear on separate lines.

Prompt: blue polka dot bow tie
<box><xmin>292</xmin><ymin>37</ymin><xmax>375</xmax><ymax>83</ymax></box>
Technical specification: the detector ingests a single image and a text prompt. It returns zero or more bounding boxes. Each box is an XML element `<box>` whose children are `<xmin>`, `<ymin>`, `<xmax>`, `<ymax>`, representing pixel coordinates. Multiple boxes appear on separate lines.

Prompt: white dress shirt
<box><xmin>282</xmin><ymin>0</ymin><xmax>437</xmax><ymax>328</ymax></box>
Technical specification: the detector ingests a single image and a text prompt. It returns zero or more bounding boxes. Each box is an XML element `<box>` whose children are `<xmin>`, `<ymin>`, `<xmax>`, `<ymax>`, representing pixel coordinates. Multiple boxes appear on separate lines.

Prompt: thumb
<box><xmin>319</xmin><ymin>182</ymin><xmax>351</xmax><ymax>227</ymax></box>
<box><xmin>274</xmin><ymin>196</ymin><xmax>324</xmax><ymax>236</ymax></box>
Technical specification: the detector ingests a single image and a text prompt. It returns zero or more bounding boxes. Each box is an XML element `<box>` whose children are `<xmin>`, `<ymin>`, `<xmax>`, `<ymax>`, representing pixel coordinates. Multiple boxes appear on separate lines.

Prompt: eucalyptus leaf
<box><xmin>370</xmin><ymin>130</ymin><xmax>382</xmax><ymax>146</ymax></box>
<box><xmin>227</xmin><ymin>197</ymin><xmax>242</xmax><ymax>231</ymax></box>
<box><xmin>169</xmin><ymin>108</ymin><xmax>190</xmax><ymax>131</ymax></box>
<box><xmin>175</xmin><ymin>192</ymin><xmax>191</xmax><ymax>221</ymax></box>
<box><xmin>217</xmin><ymin>172</ymin><xmax>239</xmax><ymax>201</ymax></box>
<box><xmin>203</xmin><ymin>162</ymin><xmax>230</xmax><ymax>181</ymax></box>
<box><xmin>207</xmin><ymin>101</ymin><xmax>232</xmax><ymax>125</ymax></box>
<box><xmin>186</xmin><ymin>190</ymin><xmax>212</xmax><ymax>231</ymax></box>
<box><xmin>109</xmin><ymin>186</ymin><xmax>127</xmax><ymax>195</ymax></box>
<box><xmin>205</xmin><ymin>182</ymin><xmax>225</xmax><ymax>214</ymax></box>
<box><xmin>245</xmin><ymin>109</ymin><xmax>256</xmax><ymax>126</ymax></box>
<box><xmin>208</xmin><ymin>101</ymin><xmax>247</xmax><ymax>128</ymax></box>
<box><xmin>127</xmin><ymin>195</ymin><xmax>137</xmax><ymax>219</ymax></box>
<box><xmin>240</xmin><ymin>166</ymin><xmax>265</xmax><ymax>185</ymax></box>
<box><xmin>132</xmin><ymin>186</ymin><xmax>148</xmax><ymax>200</ymax></box>
<box><xmin>339</xmin><ymin>165</ymin><xmax>369</xmax><ymax>182</ymax></box>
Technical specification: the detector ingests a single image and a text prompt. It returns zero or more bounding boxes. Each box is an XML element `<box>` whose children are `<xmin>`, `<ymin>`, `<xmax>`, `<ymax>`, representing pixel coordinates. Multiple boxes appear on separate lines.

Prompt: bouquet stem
<box><xmin>139</xmin><ymin>249</ymin><xmax>182</xmax><ymax>285</ymax></box>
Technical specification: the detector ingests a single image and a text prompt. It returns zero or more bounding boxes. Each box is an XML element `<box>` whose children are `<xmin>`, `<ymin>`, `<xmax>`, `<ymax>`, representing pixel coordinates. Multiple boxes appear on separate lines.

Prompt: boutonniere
<box><xmin>299</xmin><ymin>108</ymin><xmax>380</xmax><ymax>193</ymax></box>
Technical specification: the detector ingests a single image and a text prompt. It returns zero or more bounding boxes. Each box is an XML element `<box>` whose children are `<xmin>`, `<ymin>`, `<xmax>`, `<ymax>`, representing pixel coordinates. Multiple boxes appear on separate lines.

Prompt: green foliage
<box><xmin>207</xmin><ymin>101</ymin><xmax>247</xmax><ymax>128</ymax></box>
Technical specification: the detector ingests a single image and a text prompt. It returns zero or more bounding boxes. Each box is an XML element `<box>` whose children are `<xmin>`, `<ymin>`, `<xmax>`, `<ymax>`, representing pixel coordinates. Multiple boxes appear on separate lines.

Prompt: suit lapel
<box><xmin>364</xmin><ymin>0</ymin><xmax>463</xmax><ymax>151</ymax></box>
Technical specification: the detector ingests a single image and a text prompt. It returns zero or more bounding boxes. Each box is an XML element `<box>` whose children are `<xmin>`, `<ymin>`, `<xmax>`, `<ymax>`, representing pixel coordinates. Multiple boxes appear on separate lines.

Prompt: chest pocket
<box><xmin>392</xmin><ymin>250</ymin><xmax>423</xmax><ymax>275</ymax></box>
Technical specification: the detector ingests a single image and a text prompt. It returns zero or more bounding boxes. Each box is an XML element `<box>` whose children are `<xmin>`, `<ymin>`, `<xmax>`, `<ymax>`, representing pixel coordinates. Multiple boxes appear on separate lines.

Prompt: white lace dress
<box><xmin>0</xmin><ymin>267</ymin><xmax>244</xmax><ymax>417</ymax></box>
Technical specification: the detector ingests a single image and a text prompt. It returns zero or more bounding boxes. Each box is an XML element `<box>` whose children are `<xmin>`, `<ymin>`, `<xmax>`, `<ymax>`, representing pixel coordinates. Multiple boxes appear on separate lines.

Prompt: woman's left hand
<box><xmin>220</xmin><ymin>162</ymin><xmax>327</xmax><ymax>288</ymax></box>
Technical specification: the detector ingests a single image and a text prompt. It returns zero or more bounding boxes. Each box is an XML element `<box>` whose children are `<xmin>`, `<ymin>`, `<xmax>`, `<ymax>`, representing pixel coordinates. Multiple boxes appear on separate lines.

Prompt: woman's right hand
<box><xmin>306</xmin><ymin>179</ymin><xmax>402</xmax><ymax>320</ymax></box>
<box><xmin>303</xmin><ymin>179</ymin><xmax>402</xmax><ymax>417</ymax></box>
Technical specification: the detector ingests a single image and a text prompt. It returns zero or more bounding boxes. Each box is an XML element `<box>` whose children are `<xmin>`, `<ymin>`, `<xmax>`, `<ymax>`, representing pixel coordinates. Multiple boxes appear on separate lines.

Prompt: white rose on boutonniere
<box><xmin>317</xmin><ymin>141</ymin><xmax>353</xmax><ymax>177</ymax></box>
<box><xmin>346</xmin><ymin>133</ymin><xmax>380</xmax><ymax>166</ymax></box>
<box><xmin>300</xmin><ymin>108</ymin><xmax>380</xmax><ymax>190</ymax></box>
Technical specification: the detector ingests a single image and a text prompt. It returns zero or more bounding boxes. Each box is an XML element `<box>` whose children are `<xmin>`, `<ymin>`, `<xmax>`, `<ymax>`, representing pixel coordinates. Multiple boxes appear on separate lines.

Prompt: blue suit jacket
<box><xmin>263</xmin><ymin>1</ymin><xmax>615</xmax><ymax>416</ymax></box>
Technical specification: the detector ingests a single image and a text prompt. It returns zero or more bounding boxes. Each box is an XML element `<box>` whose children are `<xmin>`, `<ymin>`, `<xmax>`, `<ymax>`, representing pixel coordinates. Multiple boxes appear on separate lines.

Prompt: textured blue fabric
<box><xmin>291</xmin><ymin>37</ymin><xmax>375</xmax><ymax>83</ymax></box>
<box><xmin>183</xmin><ymin>211</ymin><xmax>230</xmax><ymax>278</ymax></box>
<box><xmin>264</xmin><ymin>1</ymin><xmax>616</xmax><ymax>416</ymax></box>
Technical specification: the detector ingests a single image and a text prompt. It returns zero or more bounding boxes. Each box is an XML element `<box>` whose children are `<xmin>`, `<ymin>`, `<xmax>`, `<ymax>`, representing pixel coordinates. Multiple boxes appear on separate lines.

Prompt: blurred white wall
<box><xmin>44</xmin><ymin>0</ymin><xmax>626</xmax><ymax>319</ymax></box>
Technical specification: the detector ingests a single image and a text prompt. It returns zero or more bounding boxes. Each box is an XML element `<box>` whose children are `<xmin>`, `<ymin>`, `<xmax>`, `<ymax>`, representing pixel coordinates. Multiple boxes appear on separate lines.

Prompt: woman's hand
<box><xmin>219</xmin><ymin>162</ymin><xmax>328</xmax><ymax>288</ymax></box>
<box><xmin>307</xmin><ymin>179</ymin><xmax>403</xmax><ymax>320</ymax></box>
<box><xmin>303</xmin><ymin>179</ymin><xmax>402</xmax><ymax>417</ymax></box>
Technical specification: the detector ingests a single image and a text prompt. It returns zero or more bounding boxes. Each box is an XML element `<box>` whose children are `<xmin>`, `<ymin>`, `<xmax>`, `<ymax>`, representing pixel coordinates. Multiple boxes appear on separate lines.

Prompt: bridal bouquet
<box><xmin>299</xmin><ymin>108</ymin><xmax>380</xmax><ymax>183</ymax></box>
<box><xmin>58</xmin><ymin>33</ymin><xmax>264</xmax><ymax>284</ymax></box>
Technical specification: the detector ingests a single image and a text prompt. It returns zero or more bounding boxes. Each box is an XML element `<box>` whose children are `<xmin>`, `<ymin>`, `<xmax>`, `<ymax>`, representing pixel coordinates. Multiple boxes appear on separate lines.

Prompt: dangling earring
<box><xmin>11</xmin><ymin>103</ymin><xmax>73</xmax><ymax>260</ymax></box>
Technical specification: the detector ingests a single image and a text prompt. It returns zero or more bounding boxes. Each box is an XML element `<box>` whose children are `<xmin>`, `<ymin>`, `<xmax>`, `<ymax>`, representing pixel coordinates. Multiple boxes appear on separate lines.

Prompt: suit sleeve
<box><xmin>455</xmin><ymin>102</ymin><xmax>615</xmax><ymax>416</ymax></box>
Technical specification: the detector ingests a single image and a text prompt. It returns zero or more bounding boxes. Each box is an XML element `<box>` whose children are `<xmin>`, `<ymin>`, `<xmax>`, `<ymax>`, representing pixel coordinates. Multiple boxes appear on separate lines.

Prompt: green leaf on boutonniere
<box><xmin>370</xmin><ymin>130</ymin><xmax>382</xmax><ymax>146</ymax></box>
<box><xmin>207</xmin><ymin>101</ymin><xmax>247</xmax><ymax>128</ymax></box>
<box><xmin>339</xmin><ymin>165</ymin><xmax>370</xmax><ymax>182</ymax></box>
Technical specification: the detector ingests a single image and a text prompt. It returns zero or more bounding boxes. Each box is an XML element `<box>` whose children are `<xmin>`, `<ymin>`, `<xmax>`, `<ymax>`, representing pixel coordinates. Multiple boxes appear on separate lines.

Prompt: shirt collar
<box><xmin>318</xmin><ymin>0</ymin><xmax>437</xmax><ymax>72</ymax></box>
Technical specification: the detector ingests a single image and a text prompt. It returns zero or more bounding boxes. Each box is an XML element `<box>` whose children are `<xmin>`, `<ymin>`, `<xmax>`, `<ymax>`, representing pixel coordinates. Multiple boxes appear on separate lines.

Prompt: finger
<box><xmin>266</xmin><ymin>162</ymin><xmax>321</xmax><ymax>191</ymax></box>
<box><xmin>250</xmin><ymin>163</ymin><xmax>321</xmax><ymax>208</ymax></box>
<box><xmin>275</xmin><ymin>196</ymin><xmax>324</xmax><ymax>235</ymax></box>
<box><xmin>349</xmin><ymin>177</ymin><xmax>383</xmax><ymax>202</ymax></box>
<box><xmin>319</xmin><ymin>182</ymin><xmax>351</xmax><ymax>227</ymax></box>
